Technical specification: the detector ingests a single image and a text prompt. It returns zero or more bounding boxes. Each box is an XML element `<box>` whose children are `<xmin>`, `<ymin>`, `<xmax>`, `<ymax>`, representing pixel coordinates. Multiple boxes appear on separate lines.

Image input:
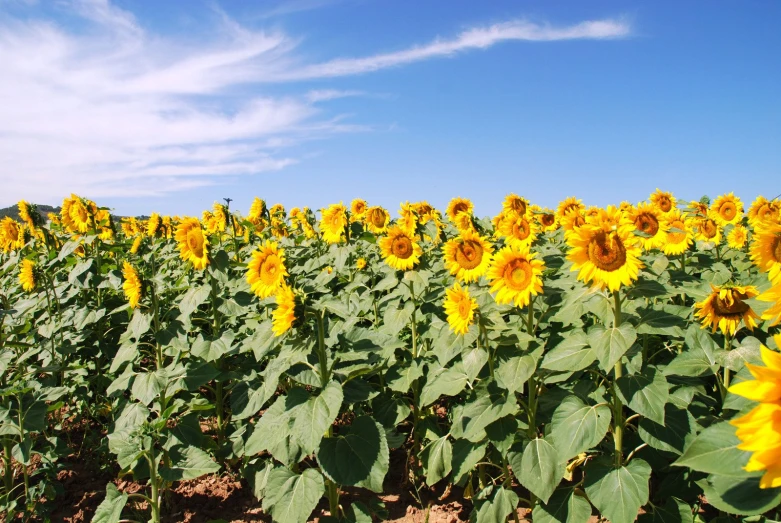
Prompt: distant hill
<box><xmin>0</xmin><ymin>203</ymin><xmax>60</xmax><ymax>221</ymax></box>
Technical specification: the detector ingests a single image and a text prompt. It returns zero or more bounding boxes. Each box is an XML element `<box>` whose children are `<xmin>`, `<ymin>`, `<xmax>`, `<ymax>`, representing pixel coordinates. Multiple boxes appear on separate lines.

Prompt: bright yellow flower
<box><xmin>650</xmin><ymin>189</ymin><xmax>676</xmax><ymax>214</ymax></box>
<box><xmin>453</xmin><ymin>211</ymin><xmax>474</xmax><ymax>232</ymax></box>
<box><xmin>694</xmin><ymin>217</ymin><xmax>722</xmax><ymax>245</ymax></box>
<box><xmin>629</xmin><ymin>203</ymin><xmax>668</xmax><ymax>251</ymax></box>
<box><xmin>536</xmin><ymin>209</ymin><xmax>558</xmax><ymax>232</ymax></box>
<box><xmin>272</xmin><ymin>285</ymin><xmax>297</xmax><ymax>336</ymax></box>
<box><xmin>130</xmin><ymin>235</ymin><xmax>143</xmax><ymax>254</ymax></box>
<box><xmin>122</xmin><ymin>262</ymin><xmax>142</xmax><ymax>309</ymax></box>
<box><xmin>18</xmin><ymin>201</ymin><xmax>36</xmax><ymax>229</ymax></box>
<box><xmin>0</xmin><ymin>218</ymin><xmax>26</xmax><ymax>252</ymax></box>
<box><xmin>748</xmin><ymin>196</ymin><xmax>780</xmax><ymax>227</ymax></box>
<box><xmin>727</xmin><ymin>225</ymin><xmax>748</xmax><ymax>250</ymax></box>
<box><xmin>758</xmin><ymin>282</ymin><xmax>781</xmax><ymax>327</ymax></box>
<box><xmin>443</xmin><ymin>283</ymin><xmax>478</xmax><ymax>335</ymax></box>
<box><xmin>379</xmin><ymin>225</ymin><xmax>422</xmax><ymax>271</ymax></box>
<box><xmin>147</xmin><ymin>213</ymin><xmax>162</xmax><ymax>237</ymax></box>
<box><xmin>662</xmin><ymin>211</ymin><xmax>694</xmax><ymax>256</ymax></box>
<box><xmin>246</xmin><ymin>241</ymin><xmax>288</xmax><ymax>299</ymax></box>
<box><xmin>397</xmin><ymin>201</ymin><xmax>418</xmax><ymax>236</ymax></box>
<box><xmin>351</xmin><ymin>199</ymin><xmax>367</xmax><ymax>222</ymax></box>
<box><xmin>567</xmin><ymin>217</ymin><xmax>643</xmax><ymax>292</ymax></box>
<box><xmin>560</xmin><ymin>211</ymin><xmax>586</xmax><ymax>235</ymax></box>
<box><xmin>751</xmin><ymin>221</ymin><xmax>781</xmax><ymax>284</ymax></box>
<box><xmin>320</xmin><ymin>203</ymin><xmax>348</xmax><ymax>243</ymax></box>
<box><xmin>499</xmin><ymin>212</ymin><xmax>539</xmax><ymax>249</ymax></box>
<box><xmin>443</xmin><ymin>229</ymin><xmax>494</xmax><ymax>283</ymax></box>
<box><xmin>688</xmin><ymin>200</ymin><xmax>709</xmax><ymax>218</ymax></box>
<box><xmin>68</xmin><ymin>196</ymin><xmax>93</xmax><ymax>233</ymax></box>
<box><xmin>175</xmin><ymin>218</ymin><xmax>209</xmax><ymax>270</ymax></box>
<box><xmin>356</xmin><ymin>258</ymin><xmax>367</xmax><ymax>270</ymax></box>
<box><xmin>446</xmin><ymin>197</ymin><xmax>474</xmax><ymax>223</ymax></box>
<box><xmin>502</xmin><ymin>194</ymin><xmax>529</xmax><ymax>217</ymax></box>
<box><xmin>488</xmin><ymin>246</ymin><xmax>544</xmax><ymax>308</ymax></box>
<box><xmin>728</xmin><ymin>335</ymin><xmax>781</xmax><ymax>488</ymax></box>
<box><xmin>694</xmin><ymin>284</ymin><xmax>760</xmax><ymax>336</ymax></box>
<box><xmin>364</xmin><ymin>206</ymin><xmax>390</xmax><ymax>234</ymax></box>
<box><xmin>19</xmin><ymin>259</ymin><xmax>35</xmax><ymax>292</ymax></box>
<box><xmin>249</xmin><ymin>198</ymin><xmax>266</xmax><ymax>220</ymax></box>
<box><xmin>557</xmin><ymin>197</ymin><xmax>585</xmax><ymax>220</ymax></box>
<box><xmin>710</xmin><ymin>192</ymin><xmax>743</xmax><ymax>226</ymax></box>
<box><xmin>412</xmin><ymin>201</ymin><xmax>436</xmax><ymax>224</ymax></box>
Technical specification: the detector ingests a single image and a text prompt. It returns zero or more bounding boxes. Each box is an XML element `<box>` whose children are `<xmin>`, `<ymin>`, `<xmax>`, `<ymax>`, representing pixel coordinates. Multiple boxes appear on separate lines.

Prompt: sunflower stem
<box><xmin>722</xmin><ymin>332</ymin><xmax>732</xmax><ymax>403</ymax></box>
<box><xmin>612</xmin><ymin>290</ymin><xmax>624</xmax><ymax>467</ymax></box>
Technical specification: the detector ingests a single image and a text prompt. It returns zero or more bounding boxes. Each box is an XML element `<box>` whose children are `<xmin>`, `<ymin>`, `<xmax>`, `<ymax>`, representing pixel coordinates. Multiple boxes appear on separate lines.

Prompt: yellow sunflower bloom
<box><xmin>693</xmin><ymin>217</ymin><xmax>722</xmax><ymax>245</ymax></box>
<box><xmin>748</xmin><ymin>196</ymin><xmax>780</xmax><ymax>227</ymax></box>
<box><xmin>356</xmin><ymin>258</ymin><xmax>367</xmax><ymax>270</ymax></box>
<box><xmin>130</xmin><ymin>235</ymin><xmax>143</xmax><ymax>254</ymax></box>
<box><xmin>365</xmin><ymin>206</ymin><xmax>390</xmax><ymax>234</ymax></box>
<box><xmin>650</xmin><ymin>189</ymin><xmax>676</xmax><ymax>214</ymax></box>
<box><xmin>272</xmin><ymin>285</ymin><xmax>297</xmax><ymax>337</ymax></box>
<box><xmin>443</xmin><ymin>283</ymin><xmax>478</xmax><ymax>335</ymax></box>
<box><xmin>0</xmin><ymin>218</ymin><xmax>26</xmax><ymax>252</ymax></box>
<box><xmin>398</xmin><ymin>201</ymin><xmax>418</xmax><ymax>236</ymax></box>
<box><xmin>379</xmin><ymin>225</ymin><xmax>423</xmax><ymax>271</ymax></box>
<box><xmin>627</xmin><ymin>203</ymin><xmax>668</xmax><ymax>251</ymax></box>
<box><xmin>710</xmin><ymin>192</ymin><xmax>744</xmax><ymax>226</ymax></box>
<box><xmin>320</xmin><ymin>203</ymin><xmax>348</xmax><ymax>243</ymax></box>
<box><xmin>557</xmin><ymin>197</ymin><xmax>585</xmax><ymax>220</ymax></box>
<box><xmin>246</xmin><ymin>241</ymin><xmax>288</xmax><ymax>299</ymax></box>
<box><xmin>758</xmin><ymin>282</ymin><xmax>781</xmax><ymax>327</ymax></box>
<box><xmin>751</xmin><ymin>221</ymin><xmax>781</xmax><ymax>284</ymax></box>
<box><xmin>453</xmin><ymin>211</ymin><xmax>475</xmax><ymax>232</ymax></box>
<box><xmin>147</xmin><ymin>213</ymin><xmax>162</xmax><ymax>237</ymax></box>
<box><xmin>18</xmin><ymin>200</ymin><xmax>36</xmax><ymax>229</ymax></box>
<box><xmin>122</xmin><ymin>262</ymin><xmax>142</xmax><ymax>309</ymax></box>
<box><xmin>728</xmin><ymin>335</ymin><xmax>781</xmax><ymax>488</ymax></box>
<box><xmin>19</xmin><ymin>259</ymin><xmax>36</xmax><ymax>292</ymax></box>
<box><xmin>560</xmin><ymin>211</ymin><xmax>586</xmax><ymax>235</ymax></box>
<box><xmin>446</xmin><ymin>197</ymin><xmax>474</xmax><ymax>224</ymax></box>
<box><xmin>567</xmin><ymin>217</ymin><xmax>643</xmax><ymax>292</ymax></box>
<box><xmin>536</xmin><ymin>208</ymin><xmax>558</xmax><ymax>232</ymax></box>
<box><xmin>498</xmin><ymin>212</ymin><xmax>538</xmax><ymax>249</ymax></box>
<box><xmin>487</xmin><ymin>246</ymin><xmax>545</xmax><ymax>307</ymax></box>
<box><xmin>502</xmin><ymin>194</ymin><xmax>529</xmax><ymax>217</ymax></box>
<box><xmin>68</xmin><ymin>196</ymin><xmax>93</xmax><ymax>233</ymax></box>
<box><xmin>443</xmin><ymin>229</ymin><xmax>494</xmax><ymax>283</ymax></box>
<box><xmin>351</xmin><ymin>199</ymin><xmax>368</xmax><ymax>222</ymax></box>
<box><xmin>662</xmin><ymin>211</ymin><xmax>694</xmax><ymax>256</ymax></box>
<box><xmin>249</xmin><ymin>198</ymin><xmax>266</xmax><ymax>220</ymax></box>
<box><xmin>175</xmin><ymin>218</ymin><xmax>209</xmax><ymax>270</ymax></box>
<box><xmin>694</xmin><ymin>284</ymin><xmax>760</xmax><ymax>336</ymax></box>
<box><xmin>412</xmin><ymin>201</ymin><xmax>436</xmax><ymax>224</ymax></box>
<box><xmin>727</xmin><ymin>225</ymin><xmax>748</xmax><ymax>250</ymax></box>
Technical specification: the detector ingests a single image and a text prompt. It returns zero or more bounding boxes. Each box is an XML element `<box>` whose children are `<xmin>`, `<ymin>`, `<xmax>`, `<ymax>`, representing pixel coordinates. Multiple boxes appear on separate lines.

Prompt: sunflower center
<box><xmin>187</xmin><ymin>228</ymin><xmax>204</xmax><ymax>257</ymax></box>
<box><xmin>454</xmin><ymin>240</ymin><xmax>484</xmax><ymax>270</ymax></box>
<box><xmin>772</xmin><ymin>235</ymin><xmax>781</xmax><ymax>263</ymax></box>
<box><xmin>260</xmin><ymin>254</ymin><xmax>281</xmax><ymax>284</ymax></box>
<box><xmin>503</xmin><ymin>259</ymin><xmax>533</xmax><ymax>291</ymax></box>
<box><xmin>720</xmin><ymin>202</ymin><xmax>737</xmax><ymax>220</ymax></box>
<box><xmin>457</xmin><ymin>299</ymin><xmax>472</xmax><ymax>318</ymax></box>
<box><xmin>658</xmin><ymin>197</ymin><xmax>672</xmax><ymax>212</ymax></box>
<box><xmin>391</xmin><ymin>236</ymin><xmax>413</xmax><ymax>259</ymax></box>
<box><xmin>587</xmin><ymin>231</ymin><xmax>627</xmax><ymax>272</ymax></box>
<box><xmin>452</xmin><ymin>202</ymin><xmax>469</xmax><ymax>216</ymax></box>
<box><xmin>541</xmin><ymin>214</ymin><xmax>555</xmax><ymax>227</ymax></box>
<box><xmin>635</xmin><ymin>213</ymin><xmax>659</xmax><ymax>236</ymax></box>
<box><xmin>513</xmin><ymin>219</ymin><xmax>531</xmax><ymax>240</ymax></box>
<box><xmin>701</xmin><ymin>219</ymin><xmax>718</xmax><ymax>239</ymax></box>
<box><xmin>712</xmin><ymin>293</ymin><xmax>750</xmax><ymax>317</ymax></box>
<box><xmin>509</xmin><ymin>199</ymin><xmax>526</xmax><ymax>215</ymax></box>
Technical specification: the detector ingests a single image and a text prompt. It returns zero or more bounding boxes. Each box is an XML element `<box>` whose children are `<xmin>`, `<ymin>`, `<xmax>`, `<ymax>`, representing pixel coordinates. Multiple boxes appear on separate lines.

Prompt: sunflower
<box><xmin>629</xmin><ymin>203</ymin><xmax>668</xmax><ymax>251</ymax></box>
<box><xmin>272</xmin><ymin>285</ymin><xmax>297</xmax><ymax>337</ymax></box>
<box><xmin>557</xmin><ymin>197</ymin><xmax>585</xmax><ymax>220</ymax></box>
<box><xmin>249</xmin><ymin>197</ymin><xmax>266</xmax><ymax>220</ymax></box>
<box><xmin>412</xmin><ymin>201</ymin><xmax>436</xmax><ymax>224</ymax></box>
<box><xmin>203</xmin><ymin>204</ymin><xmax>228</xmax><ymax>235</ymax></box>
<box><xmin>751</xmin><ymin>221</ymin><xmax>781</xmax><ymax>284</ymax></box>
<box><xmin>443</xmin><ymin>283</ymin><xmax>478</xmax><ymax>335</ymax></box>
<box><xmin>692</xmin><ymin>217</ymin><xmax>722</xmax><ymax>245</ymax></box>
<box><xmin>567</xmin><ymin>218</ymin><xmax>643</xmax><ymax>292</ymax></box>
<box><xmin>536</xmin><ymin>208</ymin><xmax>558</xmax><ymax>232</ymax></box>
<box><xmin>487</xmin><ymin>246</ymin><xmax>545</xmax><ymax>307</ymax></box>
<box><xmin>662</xmin><ymin>211</ymin><xmax>694</xmax><ymax>256</ymax></box>
<box><xmin>650</xmin><ymin>189</ymin><xmax>676</xmax><ymax>214</ymax></box>
<box><xmin>130</xmin><ymin>235</ymin><xmax>143</xmax><ymax>254</ymax></box>
<box><xmin>758</xmin><ymin>282</ymin><xmax>781</xmax><ymax>327</ymax></box>
<box><xmin>175</xmin><ymin>218</ymin><xmax>209</xmax><ymax>270</ymax></box>
<box><xmin>749</xmin><ymin>196</ymin><xmax>780</xmax><ymax>227</ymax></box>
<box><xmin>502</xmin><ymin>194</ymin><xmax>529</xmax><ymax>217</ymax></box>
<box><xmin>727</xmin><ymin>225</ymin><xmax>748</xmax><ymax>250</ymax></box>
<box><xmin>271</xmin><ymin>218</ymin><xmax>289</xmax><ymax>238</ymax></box>
<box><xmin>379</xmin><ymin>225</ymin><xmax>422</xmax><ymax>271</ymax></box>
<box><xmin>122</xmin><ymin>262</ymin><xmax>142</xmax><ymax>309</ymax></box>
<box><xmin>560</xmin><ymin>211</ymin><xmax>586</xmax><ymax>235</ymax></box>
<box><xmin>727</xmin><ymin>335</ymin><xmax>781</xmax><ymax>488</ymax></box>
<box><xmin>446</xmin><ymin>197</ymin><xmax>474</xmax><ymax>223</ymax></box>
<box><xmin>365</xmin><ymin>206</ymin><xmax>390</xmax><ymax>234</ymax></box>
<box><xmin>398</xmin><ymin>201</ymin><xmax>418</xmax><ymax>236</ymax></box>
<box><xmin>453</xmin><ymin>211</ymin><xmax>475</xmax><ymax>232</ymax></box>
<box><xmin>68</xmin><ymin>196</ymin><xmax>93</xmax><ymax>233</ymax></box>
<box><xmin>147</xmin><ymin>213</ymin><xmax>162</xmax><ymax>237</ymax></box>
<box><xmin>351</xmin><ymin>199</ymin><xmax>367</xmax><ymax>222</ymax></box>
<box><xmin>443</xmin><ymin>229</ymin><xmax>494</xmax><ymax>283</ymax></box>
<box><xmin>18</xmin><ymin>200</ymin><xmax>37</xmax><ymax>229</ymax></box>
<box><xmin>356</xmin><ymin>258</ymin><xmax>367</xmax><ymax>270</ymax></box>
<box><xmin>270</xmin><ymin>203</ymin><xmax>285</xmax><ymax>217</ymax></box>
<box><xmin>688</xmin><ymin>200</ymin><xmax>710</xmax><ymax>218</ymax></box>
<box><xmin>499</xmin><ymin>213</ymin><xmax>538</xmax><ymax>249</ymax></box>
<box><xmin>0</xmin><ymin>218</ymin><xmax>26</xmax><ymax>252</ymax></box>
<box><xmin>710</xmin><ymin>192</ymin><xmax>744</xmax><ymax>226</ymax></box>
<box><xmin>320</xmin><ymin>203</ymin><xmax>348</xmax><ymax>243</ymax></box>
<box><xmin>19</xmin><ymin>259</ymin><xmax>36</xmax><ymax>292</ymax></box>
<box><xmin>246</xmin><ymin>241</ymin><xmax>288</xmax><ymax>299</ymax></box>
<box><xmin>694</xmin><ymin>284</ymin><xmax>760</xmax><ymax>336</ymax></box>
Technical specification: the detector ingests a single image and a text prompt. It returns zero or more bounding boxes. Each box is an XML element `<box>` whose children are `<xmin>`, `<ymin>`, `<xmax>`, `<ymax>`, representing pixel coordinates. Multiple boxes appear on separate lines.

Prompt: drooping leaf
<box><xmin>292</xmin><ymin>380</ymin><xmax>344</xmax><ymax>455</ymax></box>
<box><xmin>584</xmin><ymin>458</ymin><xmax>651</xmax><ymax>523</ymax></box>
<box><xmin>91</xmin><ymin>483</ymin><xmax>128</xmax><ymax>523</ymax></box>
<box><xmin>615</xmin><ymin>366</ymin><xmax>669</xmax><ymax>425</ymax></box>
<box><xmin>317</xmin><ymin>416</ymin><xmax>389</xmax><ymax>492</ymax></box>
<box><xmin>512</xmin><ymin>438</ymin><xmax>563</xmax><ymax>504</ymax></box>
<box><xmin>588</xmin><ymin>323</ymin><xmax>637</xmax><ymax>371</ymax></box>
<box><xmin>159</xmin><ymin>446</ymin><xmax>220</xmax><ymax>481</ymax></box>
<box><xmin>421</xmin><ymin>436</ymin><xmax>452</xmax><ymax>486</ymax></box>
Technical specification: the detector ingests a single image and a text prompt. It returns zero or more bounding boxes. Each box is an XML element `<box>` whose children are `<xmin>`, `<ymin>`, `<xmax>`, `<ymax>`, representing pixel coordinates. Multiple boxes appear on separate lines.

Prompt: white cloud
<box><xmin>0</xmin><ymin>1</ymin><xmax>631</xmax><ymax>205</ymax></box>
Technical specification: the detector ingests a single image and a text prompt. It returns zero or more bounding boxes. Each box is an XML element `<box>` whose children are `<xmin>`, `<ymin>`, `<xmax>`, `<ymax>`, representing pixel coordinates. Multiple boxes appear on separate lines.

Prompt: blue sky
<box><xmin>1</xmin><ymin>0</ymin><xmax>779</xmax><ymax>218</ymax></box>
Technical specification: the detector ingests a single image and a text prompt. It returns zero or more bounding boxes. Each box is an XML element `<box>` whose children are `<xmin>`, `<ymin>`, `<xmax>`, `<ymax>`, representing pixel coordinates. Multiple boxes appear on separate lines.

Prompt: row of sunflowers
<box><xmin>0</xmin><ymin>190</ymin><xmax>780</xmax><ymax>523</ymax></box>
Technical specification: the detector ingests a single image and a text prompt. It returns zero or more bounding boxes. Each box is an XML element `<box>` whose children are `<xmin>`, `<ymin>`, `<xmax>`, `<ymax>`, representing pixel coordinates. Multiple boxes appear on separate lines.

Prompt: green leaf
<box><xmin>130</xmin><ymin>371</ymin><xmax>163</xmax><ymax>406</ymax></box>
<box><xmin>317</xmin><ymin>416</ymin><xmax>389</xmax><ymax>492</ymax></box>
<box><xmin>615</xmin><ymin>366</ymin><xmax>669</xmax><ymax>424</ymax></box>
<box><xmin>450</xmin><ymin>382</ymin><xmax>517</xmax><ymax>442</ymax></box>
<box><xmin>262</xmin><ymin>468</ymin><xmax>325</xmax><ymax>523</ymax></box>
<box><xmin>179</xmin><ymin>285</ymin><xmax>212</xmax><ymax>318</ymax></box>
<box><xmin>549</xmin><ymin>395</ymin><xmax>611</xmax><ymax>462</ymax></box>
<box><xmin>385</xmin><ymin>359</ymin><xmax>423</xmax><ymax>393</ymax></box>
<box><xmin>292</xmin><ymin>380</ymin><xmax>344</xmax><ymax>455</ymax></box>
<box><xmin>384</xmin><ymin>300</ymin><xmax>414</xmax><ymax>332</ymax></box>
<box><xmin>159</xmin><ymin>446</ymin><xmax>220</xmax><ymax>481</ymax></box>
<box><xmin>673</xmin><ymin>421</ymin><xmax>750</xmax><ymax>476</ymax></box>
<box><xmin>697</xmin><ymin>474</ymin><xmax>781</xmax><ymax>516</ymax></box>
<box><xmin>637</xmin><ymin>497</ymin><xmax>695</xmax><ymax>523</ymax></box>
<box><xmin>638</xmin><ymin>405</ymin><xmax>697</xmax><ymax>455</ymax></box>
<box><xmin>513</xmin><ymin>438</ymin><xmax>563</xmax><ymax>504</ymax></box>
<box><xmin>127</xmin><ymin>309</ymin><xmax>151</xmax><ymax>340</ymax></box>
<box><xmin>588</xmin><ymin>323</ymin><xmax>637</xmax><ymax>371</ymax></box>
<box><xmin>245</xmin><ymin>389</ymin><xmax>309</xmax><ymax>465</ymax></box>
<box><xmin>419</xmin><ymin>363</ymin><xmax>469</xmax><ymax>407</ymax></box>
<box><xmin>531</xmin><ymin>488</ymin><xmax>592</xmax><ymax>523</ymax></box>
<box><xmin>584</xmin><ymin>458</ymin><xmax>651</xmax><ymax>523</ymax></box>
<box><xmin>91</xmin><ymin>483</ymin><xmax>127</xmax><ymax>523</ymax></box>
<box><xmin>462</xmin><ymin>347</ymin><xmax>489</xmax><ymax>382</ymax></box>
<box><xmin>473</xmin><ymin>486</ymin><xmax>519</xmax><ymax>523</ymax></box>
<box><xmin>485</xmin><ymin>416</ymin><xmax>518</xmax><ymax>455</ymax></box>
<box><xmin>494</xmin><ymin>345</ymin><xmax>543</xmax><ymax>393</ymax></box>
<box><xmin>452</xmin><ymin>439</ymin><xmax>487</xmax><ymax>485</ymax></box>
<box><xmin>541</xmin><ymin>332</ymin><xmax>596</xmax><ymax>372</ymax></box>
<box><xmin>421</xmin><ymin>436</ymin><xmax>452</xmax><ymax>486</ymax></box>
<box><xmin>371</xmin><ymin>392</ymin><xmax>411</xmax><ymax>428</ymax></box>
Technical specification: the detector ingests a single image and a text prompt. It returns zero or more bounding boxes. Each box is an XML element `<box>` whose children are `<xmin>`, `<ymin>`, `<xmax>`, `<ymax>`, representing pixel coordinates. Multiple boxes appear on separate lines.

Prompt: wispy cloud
<box><xmin>0</xmin><ymin>1</ymin><xmax>631</xmax><ymax>205</ymax></box>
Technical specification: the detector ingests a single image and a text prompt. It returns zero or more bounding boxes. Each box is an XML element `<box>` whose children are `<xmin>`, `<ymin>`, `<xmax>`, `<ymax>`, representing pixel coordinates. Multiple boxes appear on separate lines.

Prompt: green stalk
<box><xmin>315</xmin><ymin>310</ymin><xmax>340</xmax><ymax>518</ymax></box>
<box><xmin>612</xmin><ymin>290</ymin><xmax>624</xmax><ymax>467</ymax></box>
<box><xmin>42</xmin><ymin>282</ymin><xmax>58</xmax><ymax>366</ymax></box>
<box><xmin>210</xmin><ymin>274</ymin><xmax>225</xmax><ymax>442</ymax></box>
<box><xmin>147</xmin><ymin>448</ymin><xmax>161</xmax><ymax>523</ymax></box>
<box><xmin>525</xmin><ymin>298</ymin><xmax>537</xmax><ymax>438</ymax></box>
<box><xmin>3</xmin><ymin>439</ymin><xmax>13</xmax><ymax>504</ymax></box>
<box><xmin>722</xmin><ymin>332</ymin><xmax>733</xmax><ymax>403</ymax></box>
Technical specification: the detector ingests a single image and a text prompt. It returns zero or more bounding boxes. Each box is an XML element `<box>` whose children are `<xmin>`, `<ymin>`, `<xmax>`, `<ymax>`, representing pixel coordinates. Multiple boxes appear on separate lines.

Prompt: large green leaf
<box><xmin>531</xmin><ymin>488</ymin><xmax>592</xmax><ymax>523</ymax></box>
<box><xmin>317</xmin><ymin>416</ymin><xmax>389</xmax><ymax>492</ymax></box>
<box><xmin>673</xmin><ymin>421</ymin><xmax>750</xmax><ymax>476</ymax></box>
<box><xmin>473</xmin><ymin>486</ymin><xmax>519</xmax><ymax>523</ymax></box>
<box><xmin>541</xmin><ymin>331</ymin><xmax>596</xmax><ymax>372</ymax></box>
<box><xmin>419</xmin><ymin>363</ymin><xmax>469</xmax><ymax>407</ymax></box>
<box><xmin>638</xmin><ymin>405</ymin><xmax>697</xmax><ymax>455</ymax></box>
<box><xmin>452</xmin><ymin>439</ymin><xmax>487</xmax><ymax>485</ymax></box>
<box><xmin>262</xmin><ymin>468</ymin><xmax>325</xmax><ymax>523</ymax></box>
<box><xmin>588</xmin><ymin>323</ymin><xmax>637</xmax><ymax>371</ymax></box>
<box><xmin>178</xmin><ymin>284</ymin><xmax>211</xmax><ymax>318</ymax></box>
<box><xmin>450</xmin><ymin>382</ymin><xmax>517</xmax><ymax>442</ymax></box>
<box><xmin>159</xmin><ymin>446</ymin><xmax>220</xmax><ymax>481</ymax></box>
<box><xmin>130</xmin><ymin>371</ymin><xmax>163</xmax><ymax>406</ymax></box>
<box><xmin>421</xmin><ymin>435</ymin><xmax>452</xmax><ymax>486</ymax></box>
<box><xmin>91</xmin><ymin>483</ymin><xmax>127</xmax><ymax>523</ymax></box>
<box><xmin>245</xmin><ymin>389</ymin><xmax>308</xmax><ymax>465</ymax></box>
<box><xmin>494</xmin><ymin>345</ymin><xmax>543</xmax><ymax>393</ymax></box>
<box><xmin>511</xmin><ymin>438</ymin><xmax>563</xmax><ymax>504</ymax></box>
<box><xmin>637</xmin><ymin>497</ymin><xmax>695</xmax><ymax>523</ymax></box>
<box><xmin>585</xmin><ymin>458</ymin><xmax>651</xmax><ymax>523</ymax></box>
<box><xmin>292</xmin><ymin>380</ymin><xmax>344</xmax><ymax>454</ymax></box>
<box><xmin>371</xmin><ymin>392</ymin><xmax>411</xmax><ymax>428</ymax></box>
<box><xmin>385</xmin><ymin>359</ymin><xmax>423</xmax><ymax>393</ymax></box>
<box><xmin>615</xmin><ymin>366</ymin><xmax>669</xmax><ymax>424</ymax></box>
<box><xmin>549</xmin><ymin>395</ymin><xmax>611</xmax><ymax>462</ymax></box>
<box><xmin>697</xmin><ymin>474</ymin><xmax>781</xmax><ymax>515</ymax></box>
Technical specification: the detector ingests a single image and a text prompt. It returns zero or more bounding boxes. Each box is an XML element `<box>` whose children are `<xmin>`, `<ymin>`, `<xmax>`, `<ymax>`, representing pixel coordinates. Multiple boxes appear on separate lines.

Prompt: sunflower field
<box><xmin>1</xmin><ymin>191</ymin><xmax>781</xmax><ymax>523</ymax></box>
